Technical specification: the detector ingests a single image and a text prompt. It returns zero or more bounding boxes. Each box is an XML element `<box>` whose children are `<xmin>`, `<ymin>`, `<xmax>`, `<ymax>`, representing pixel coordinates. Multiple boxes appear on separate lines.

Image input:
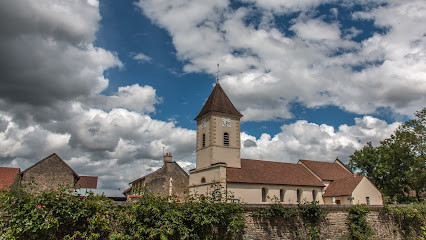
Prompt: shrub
<box><xmin>383</xmin><ymin>202</ymin><xmax>425</xmax><ymax>239</ymax></box>
<box><xmin>347</xmin><ymin>204</ymin><xmax>375</xmax><ymax>240</ymax></box>
<box><xmin>0</xmin><ymin>186</ymin><xmax>115</xmax><ymax>240</ymax></box>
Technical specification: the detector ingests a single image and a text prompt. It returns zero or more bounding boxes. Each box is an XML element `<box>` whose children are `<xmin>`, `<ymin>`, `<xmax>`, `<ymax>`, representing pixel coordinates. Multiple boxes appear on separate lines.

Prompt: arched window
<box><xmin>202</xmin><ymin>134</ymin><xmax>206</xmax><ymax>147</ymax></box>
<box><xmin>297</xmin><ymin>189</ymin><xmax>302</xmax><ymax>203</ymax></box>
<box><xmin>280</xmin><ymin>189</ymin><xmax>285</xmax><ymax>202</ymax></box>
<box><xmin>312</xmin><ymin>190</ymin><xmax>317</xmax><ymax>202</ymax></box>
<box><xmin>201</xmin><ymin>177</ymin><xmax>206</xmax><ymax>183</ymax></box>
<box><xmin>224</xmin><ymin>132</ymin><xmax>229</xmax><ymax>146</ymax></box>
<box><xmin>261</xmin><ymin>187</ymin><xmax>267</xmax><ymax>202</ymax></box>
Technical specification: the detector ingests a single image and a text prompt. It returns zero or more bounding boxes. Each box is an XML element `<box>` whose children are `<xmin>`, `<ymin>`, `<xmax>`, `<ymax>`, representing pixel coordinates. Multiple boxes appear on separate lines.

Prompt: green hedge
<box><xmin>0</xmin><ymin>186</ymin><xmax>244</xmax><ymax>240</ymax></box>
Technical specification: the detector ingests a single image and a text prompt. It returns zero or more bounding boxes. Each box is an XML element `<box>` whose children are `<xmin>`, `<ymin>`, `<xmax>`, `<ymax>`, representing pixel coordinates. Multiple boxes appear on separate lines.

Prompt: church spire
<box><xmin>194</xmin><ymin>83</ymin><xmax>243</xmax><ymax>121</ymax></box>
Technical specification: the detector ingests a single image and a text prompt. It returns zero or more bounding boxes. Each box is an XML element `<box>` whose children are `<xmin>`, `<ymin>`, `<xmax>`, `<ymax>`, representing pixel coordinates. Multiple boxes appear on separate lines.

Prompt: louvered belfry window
<box><xmin>202</xmin><ymin>134</ymin><xmax>206</xmax><ymax>147</ymax></box>
<box><xmin>224</xmin><ymin>132</ymin><xmax>229</xmax><ymax>146</ymax></box>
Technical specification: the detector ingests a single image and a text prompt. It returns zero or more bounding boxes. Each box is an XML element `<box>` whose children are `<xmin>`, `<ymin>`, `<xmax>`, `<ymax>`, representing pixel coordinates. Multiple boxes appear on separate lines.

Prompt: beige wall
<box><xmin>227</xmin><ymin>183</ymin><xmax>324</xmax><ymax>204</ymax></box>
<box><xmin>195</xmin><ymin>114</ymin><xmax>241</xmax><ymax>170</ymax></box>
<box><xmin>352</xmin><ymin>177</ymin><xmax>383</xmax><ymax>205</ymax></box>
<box><xmin>189</xmin><ymin>165</ymin><xmax>226</xmax><ymax>196</ymax></box>
<box><xmin>323</xmin><ymin>196</ymin><xmax>352</xmax><ymax>205</ymax></box>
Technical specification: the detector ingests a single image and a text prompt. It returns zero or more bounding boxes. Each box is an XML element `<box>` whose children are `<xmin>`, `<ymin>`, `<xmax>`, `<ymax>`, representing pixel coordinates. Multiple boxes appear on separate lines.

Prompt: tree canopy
<box><xmin>349</xmin><ymin>108</ymin><xmax>425</xmax><ymax>203</ymax></box>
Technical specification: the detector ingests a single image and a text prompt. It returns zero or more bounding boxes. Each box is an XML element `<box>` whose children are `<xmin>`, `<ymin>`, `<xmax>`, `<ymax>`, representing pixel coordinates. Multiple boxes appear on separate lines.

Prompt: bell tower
<box><xmin>194</xmin><ymin>83</ymin><xmax>243</xmax><ymax>169</ymax></box>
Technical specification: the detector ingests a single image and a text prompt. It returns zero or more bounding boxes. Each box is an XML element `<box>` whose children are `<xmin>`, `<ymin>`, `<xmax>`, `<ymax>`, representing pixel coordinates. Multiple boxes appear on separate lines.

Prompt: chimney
<box><xmin>164</xmin><ymin>152</ymin><xmax>173</xmax><ymax>163</ymax></box>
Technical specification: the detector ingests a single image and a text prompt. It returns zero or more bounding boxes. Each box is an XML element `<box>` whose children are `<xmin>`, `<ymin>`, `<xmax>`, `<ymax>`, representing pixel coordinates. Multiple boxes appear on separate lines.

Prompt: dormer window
<box><xmin>224</xmin><ymin>132</ymin><xmax>229</xmax><ymax>146</ymax></box>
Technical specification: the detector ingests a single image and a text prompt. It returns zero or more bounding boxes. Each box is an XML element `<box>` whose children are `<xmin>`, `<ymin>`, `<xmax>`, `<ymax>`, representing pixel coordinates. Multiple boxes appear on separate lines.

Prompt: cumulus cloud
<box><xmin>241</xmin><ymin>116</ymin><xmax>400</xmax><ymax>164</ymax></box>
<box><xmin>86</xmin><ymin>84</ymin><xmax>162</xmax><ymax>113</ymax></box>
<box><xmin>0</xmin><ymin>106</ymin><xmax>196</xmax><ymax>189</ymax></box>
<box><xmin>136</xmin><ymin>0</ymin><xmax>426</xmax><ymax>120</ymax></box>
<box><xmin>0</xmin><ymin>0</ymin><xmax>122</xmax><ymax>122</ymax></box>
<box><xmin>0</xmin><ymin>0</ymin><xmax>193</xmax><ymax>190</ymax></box>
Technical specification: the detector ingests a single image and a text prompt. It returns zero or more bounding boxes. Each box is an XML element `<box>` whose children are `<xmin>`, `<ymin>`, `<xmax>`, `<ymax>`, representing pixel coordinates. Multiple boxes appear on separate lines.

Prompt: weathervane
<box><xmin>216</xmin><ymin>63</ymin><xmax>221</xmax><ymax>84</ymax></box>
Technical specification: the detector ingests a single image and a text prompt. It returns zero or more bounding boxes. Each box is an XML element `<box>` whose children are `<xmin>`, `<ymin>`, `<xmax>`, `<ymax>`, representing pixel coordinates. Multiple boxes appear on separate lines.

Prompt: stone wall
<box><xmin>139</xmin><ymin>161</ymin><xmax>189</xmax><ymax>200</ymax></box>
<box><xmin>242</xmin><ymin>205</ymin><xmax>408</xmax><ymax>240</ymax></box>
<box><xmin>21</xmin><ymin>154</ymin><xmax>77</xmax><ymax>193</ymax></box>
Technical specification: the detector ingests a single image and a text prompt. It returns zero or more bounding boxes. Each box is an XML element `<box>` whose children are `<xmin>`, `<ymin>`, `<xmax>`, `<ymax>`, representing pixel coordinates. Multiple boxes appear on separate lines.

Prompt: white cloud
<box><xmin>136</xmin><ymin>0</ymin><xmax>426</xmax><ymax>120</ymax></box>
<box><xmin>241</xmin><ymin>116</ymin><xmax>400</xmax><ymax>164</ymax></box>
<box><xmin>86</xmin><ymin>84</ymin><xmax>161</xmax><ymax>113</ymax></box>
<box><xmin>133</xmin><ymin>53</ymin><xmax>152</xmax><ymax>63</ymax></box>
<box><xmin>290</xmin><ymin>19</ymin><xmax>341</xmax><ymax>41</ymax></box>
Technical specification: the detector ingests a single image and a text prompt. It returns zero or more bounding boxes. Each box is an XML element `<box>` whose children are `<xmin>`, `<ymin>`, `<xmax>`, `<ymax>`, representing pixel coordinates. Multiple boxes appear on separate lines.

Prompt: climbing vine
<box><xmin>347</xmin><ymin>204</ymin><xmax>375</xmax><ymax>240</ymax></box>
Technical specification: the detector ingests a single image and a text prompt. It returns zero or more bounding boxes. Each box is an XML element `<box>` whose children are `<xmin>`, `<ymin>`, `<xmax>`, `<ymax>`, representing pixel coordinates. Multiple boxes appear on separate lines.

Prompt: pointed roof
<box><xmin>195</xmin><ymin>83</ymin><xmax>242</xmax><ymax>120</ymax></box>
<box><xmin>22</xmin><ymin>153</ymin><xmax>79</xmax><ymax>178</ymax></box>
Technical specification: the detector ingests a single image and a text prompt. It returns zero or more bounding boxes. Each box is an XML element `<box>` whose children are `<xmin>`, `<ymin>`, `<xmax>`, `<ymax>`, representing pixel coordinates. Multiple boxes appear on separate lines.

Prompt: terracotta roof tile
<box><xmin>226</xmin><ymin>159</ymin><xmax>324</xmax><ymax>187</ymax></box>
<box><xmin>77</xmin><ymin>176</ymin><xmax>98</xmax><ymax>189</ymax></box>
<box><xmin>195</xmin><ymin>83</ymin><xmax>242</xmax><ymax>120</ymax></box>
<box><xmin>299</xmin><ymin>159</ymin><xmax>353</xmax><ymax>181</ymax></box>
<box><xmin>0</xmin><ymin>167</ymin><xmax>20</xmax><ymax>190</ymax></box>
<box><xmin>323</xmin><ymin>176</ymin><xmax>364</xmax><ymax>197</ymax></box>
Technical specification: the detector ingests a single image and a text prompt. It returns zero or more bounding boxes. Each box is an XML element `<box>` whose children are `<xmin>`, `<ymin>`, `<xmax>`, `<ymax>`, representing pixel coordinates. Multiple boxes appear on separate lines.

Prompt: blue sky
<box><xmin>0</xmin><ymin>0</ymin><xmax>424</xmax><ymax>190</ymax></box>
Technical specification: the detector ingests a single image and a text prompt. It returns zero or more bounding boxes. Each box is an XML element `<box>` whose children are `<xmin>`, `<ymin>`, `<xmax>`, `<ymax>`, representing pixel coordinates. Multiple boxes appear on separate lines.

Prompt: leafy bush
<box><xmin>347</xmin><ymin>204</ymin><xmax>375</xmax><ymax>240</ymax></box>
<box><xmin>0</xmin><ymin>185</ymin><xmax>244</xmax><ymax>240</ymax></box>
<box><xmin>383</xmin><ymin>202</ymin><xmax>426</xmax><ymax>239</ymax></box>
<box><xmin>116</xmin><ymin>185</ymin><xmax>244</xmax><ymax>239</ymax></box>
<box><xmin>0</xmin><ymin>186</ymin><xmax>115</xmax><ymax>240</ymax></box>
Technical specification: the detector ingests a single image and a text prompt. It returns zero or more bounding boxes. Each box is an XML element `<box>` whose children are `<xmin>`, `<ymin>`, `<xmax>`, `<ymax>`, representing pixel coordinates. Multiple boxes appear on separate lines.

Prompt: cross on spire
<box><xmin>216</xmin><ymin>63</ymin><xmax>221</xmax><ymax>84</ymax></box>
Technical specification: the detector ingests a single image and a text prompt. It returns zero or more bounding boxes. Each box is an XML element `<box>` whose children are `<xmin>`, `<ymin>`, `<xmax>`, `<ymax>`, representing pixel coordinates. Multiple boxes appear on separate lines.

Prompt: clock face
<box><xmin>201</xmin><ymin>119</ymin><xmax>206</xmax><ymax>128</ymax></box>
<box><xmin>222</xmin><ymin>117</ymin><xmax>231</xmax><ymax>127</ymax></box>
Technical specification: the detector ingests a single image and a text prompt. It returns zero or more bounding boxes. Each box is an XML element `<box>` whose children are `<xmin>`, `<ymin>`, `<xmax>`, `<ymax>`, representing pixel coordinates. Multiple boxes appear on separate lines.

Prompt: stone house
<box><xmin>189</xmin><ymin>83</ymin><xmax>383</xmax><ymax>205</ymax></box>
<box><xmin>126</xmin><ymin>153</ymin><xmax>189</xmax><ymax>200</ymax></box>
<box><xmin>20</xmin><ymin>153</ymin><xmax>97</xmax><ymax>193</ymax></box>
<box><xmin>0</xmin><ymin>167</ymin><xmax>21</xmax><ymax>190</ymax></box>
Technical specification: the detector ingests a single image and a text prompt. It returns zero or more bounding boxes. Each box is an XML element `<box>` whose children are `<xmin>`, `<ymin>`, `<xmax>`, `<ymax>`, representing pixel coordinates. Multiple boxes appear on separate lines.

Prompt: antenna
<box><xmin>162</xmin><ymin>146</ymin><xmax>165</xmax><ymax>156</ymax></box>
<box><xmin>216</xmin><ymin>63</ymin><xmax>221</xmax><ymax>84</ymax></box>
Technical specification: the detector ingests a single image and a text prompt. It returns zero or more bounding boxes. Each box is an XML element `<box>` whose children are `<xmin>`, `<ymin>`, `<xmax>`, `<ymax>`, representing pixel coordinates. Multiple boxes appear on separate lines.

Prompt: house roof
<box><xmin>323</xmin><ymin>176</ymin><xmax>364</xmax><ymax>197</ymax></box>
<box><xmin>0</xmin><ymin>167</ymin><xmax>20</xmax><ymax>190</ymax></box>
<box><xmin>123</xmin><ymin>187</ymin><xmax>132</xmax><ymax>194</ymax></box>
<box><xmin>77</xmin><ymin>176</ymin><xmax>98</xmax><ymax>189</ymax></box>
<box><xmin>226</xmin><ymin>159</ymin><xmax>325</xmax><ymax>187</ymax></box>
<box><xmin>22</xmin><ymin>153</ymin><xmax>79</xmax><ymax>178</ymax></box>
<box><xmin>299</xmin><ymin>159</ymin><xmax>353</xmax><ymax>181</ymax></box>
<box><xmin>194</xmin><ymin>83</ymin><xmax>242</xmax><ymax>121</ymax></box>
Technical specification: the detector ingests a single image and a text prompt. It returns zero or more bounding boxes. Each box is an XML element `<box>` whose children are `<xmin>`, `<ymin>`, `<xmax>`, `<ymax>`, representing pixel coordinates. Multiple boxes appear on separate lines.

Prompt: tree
<box><xmin>349</xmin><ymin>108</ymin><xmax>425</xmax><ymax>202</ymax></box>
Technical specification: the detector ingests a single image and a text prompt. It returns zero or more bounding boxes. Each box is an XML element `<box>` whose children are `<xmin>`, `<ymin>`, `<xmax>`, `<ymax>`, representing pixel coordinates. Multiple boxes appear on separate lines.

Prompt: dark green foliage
<box><xmin>347</xmin><ymin>204</ymin><xmax>375</xmax><ymax>240</ymax></box>
<box><xmin>349</xmin><ymin>108</ymin><xmax>426</xmax><ymax>203</ymax></box>
<box><xmin>0</xmin><ymin>185</ymin><xmax>245</xmax><ymax>240</ymax></box>
<box><xmin>382</xmin><ymin>202</ymin><xmax>426</xmax><ymax>239</ymax></box>
<box><xmin>0</xmin><ymin>186</ymin><xmax>115</xmax><ymax>240</ymax></box>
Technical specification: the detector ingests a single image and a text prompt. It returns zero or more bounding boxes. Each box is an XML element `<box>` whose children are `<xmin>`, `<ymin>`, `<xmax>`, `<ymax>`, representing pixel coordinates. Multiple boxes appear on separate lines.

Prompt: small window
<box><xmin>280</xmin><ymin>189</ymin><xmax>285</xmax><ymax>202</ymax></box>
<box><xmin>202</xmin><ymin>134</ymin><xmax>206</xmax><ymax>147</ymax></box>
<box><xmin>201</xmin><ymin>177</ymin><xmax>206</xmax><ymax>183</ymax></box>
<box><xmin>366</xmin><ymin>197</ymin><xmax>370</xmax><ymax>205</ymax></box>
<box><xmin>261</xmin><ymin>188</ymin><xmax>267</xmax><ymax>202</ymax></box>
<box><xmin>224</xmin><ymin>132</ymin><xmax>229</xmax><ymax>146</ymax></box>
<box><xmin>297</xmin><ymin>189</ymin><xmax>302</xmax><ymax>203</ymax></box>
<box><xmin>312</xmin><ymin>190</ymin><xmax>317</xmax><ymax>202</ymax></box>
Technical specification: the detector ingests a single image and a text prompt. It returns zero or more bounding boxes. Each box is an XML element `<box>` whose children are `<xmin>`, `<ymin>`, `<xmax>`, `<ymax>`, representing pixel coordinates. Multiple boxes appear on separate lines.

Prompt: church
<box><xmin>188</xmin><ymin>83</ymin><xmax>383</xmax><ymax>205</ymax></box>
